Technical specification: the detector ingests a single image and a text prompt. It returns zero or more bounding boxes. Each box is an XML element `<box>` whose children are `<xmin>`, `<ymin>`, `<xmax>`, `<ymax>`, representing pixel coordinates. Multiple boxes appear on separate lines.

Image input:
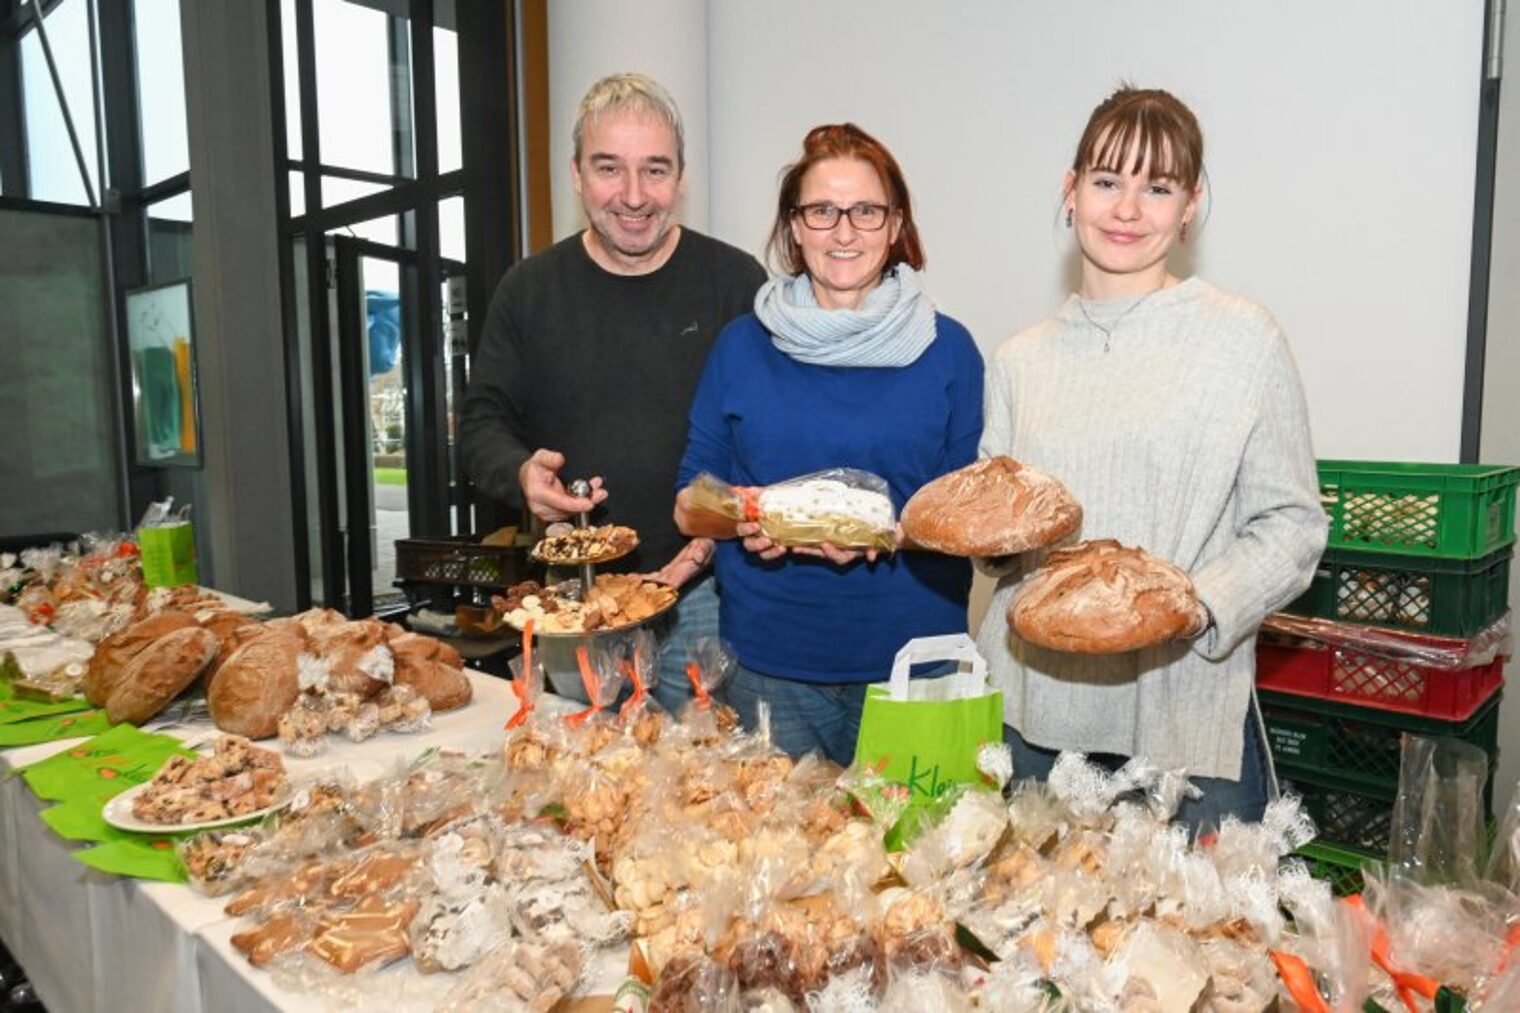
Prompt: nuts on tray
<box><xmin>531</xmin><ymin>523</ymin><xmax>639</xmax><ymax>565</ymax></box>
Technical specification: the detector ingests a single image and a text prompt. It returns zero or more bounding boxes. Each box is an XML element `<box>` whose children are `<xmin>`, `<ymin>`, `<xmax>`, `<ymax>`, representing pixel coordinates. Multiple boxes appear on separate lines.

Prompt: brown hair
<box><xmin>765</xmin><ymin>123</ymin><xmax>926</xmax><ymax>276</ymax></box>
<box><xmin>1071</xmin><ymin>87</ymin><xmax>1204</xmax><ymax>190</ymax></box>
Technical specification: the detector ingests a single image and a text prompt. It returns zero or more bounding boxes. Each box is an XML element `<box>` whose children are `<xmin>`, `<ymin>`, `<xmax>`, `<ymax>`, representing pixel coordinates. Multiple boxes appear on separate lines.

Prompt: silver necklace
<box><xmin>1077</xmin><ymin>284</ymin><xmax>1166</xmax><ymax>352</ymax></box>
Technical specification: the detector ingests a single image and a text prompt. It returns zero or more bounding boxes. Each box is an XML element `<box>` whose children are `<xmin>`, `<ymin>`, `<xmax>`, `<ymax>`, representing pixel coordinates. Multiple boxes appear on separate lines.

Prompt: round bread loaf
<box><xmin>105</xmin><ymin>625</ymin><xmax>220</xmax><ymax>725</ymax></box>
<box><xmin>208</xmin><ymin>631</ymin><xmax>306</xmax><ymax>739</ymax></box>
<box><xmin>1008</xmin><ymin>539</ymin><xmax>1199</xmax><ymax>654</ymax></box>
<box><xmin>901</xmin><ymin>457</ymin><xmax>1082</xmax><ymax>557</ymax></box>
<box><xmin>204</xmin><ymin>617</ymin><xmax>307</xmax><ymax>692</ymax></box>
<box><xmin>388</xmin><ymin>631</ymin><xmax>473</xmax><ymax>711</ymax></box>
<box><xmin>85</xmin><ymin>610</ymin><xmax>199</xmax><ymax>707</ymax></box>
<box><xmin>195</xmin><ymin>608</ymin><xmax>255</xmax><ymax>646</ymax></box>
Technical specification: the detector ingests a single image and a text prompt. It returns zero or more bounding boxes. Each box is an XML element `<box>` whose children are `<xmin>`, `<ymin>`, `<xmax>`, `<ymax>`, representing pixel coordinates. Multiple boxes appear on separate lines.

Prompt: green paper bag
<box><xmin>854</xmin><ymin>634</ymin><xmax>1003</xmax><ymax>808</ymax></box>
<box><xmin>73</xmin><ymin>837</ymin><xmax>188</xmax><ymax>883</ymax></box>
<box><xmin>0</xmin><ymin>709</ymin><xmax>112</xmax><ymax>747</ymax></box>
<box><xmin>138</xmin><ymin>521</ymin><xmax>198</xmax><ymax>588</ymax></box>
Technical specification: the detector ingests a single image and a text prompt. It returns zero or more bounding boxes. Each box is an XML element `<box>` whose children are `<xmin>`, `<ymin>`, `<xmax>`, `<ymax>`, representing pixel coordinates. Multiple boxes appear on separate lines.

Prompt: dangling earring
<box><xmin>1065</xmin><ymin>208</ymin><xmax>1073</xmax><ymax>228</ymax></box>
<box><xmin>1179</xmin><ymin>220</ymin><xmax>1189</xmax><ymax>244</ymax></box>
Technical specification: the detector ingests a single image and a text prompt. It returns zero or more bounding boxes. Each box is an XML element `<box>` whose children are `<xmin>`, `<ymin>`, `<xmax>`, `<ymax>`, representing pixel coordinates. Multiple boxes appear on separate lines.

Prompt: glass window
<box><xmin>314</xmin><ymin>0</ymin><xmax>397</xmax><ymax>176</ymax></box>
<box><xmin>282</xmin><ymin>0</ymin><xmax>302</xmax><ymax>159</ymax></box>
<box><xmin>323</xmin><ymin>176</ymin><xmax>397</xmax><ymax>245</ymax></box>
<box><xmin>438</xmin><ymin>195</ymin><xmax>464</xmax><ymax>263</ymax></box>
<box><xmin>288</xmin><ymin>170</ymin><xmax>306</xmax><ymax>217</ymax></box>
<box><xmin>20</xmin><ymin>0</ymin><xmax>100</xmax><ymax>205</ymax></box>
<box><xmin>434</xmin><ymin>27</ymin><xmax>460</xmax><ymax>174</ymax></box>
<box><xmin>146</xmin><ymin>192</ymin><xmax>194</xmax><ymax>285</ymax></box>
<box><xmin>133</xmin><ymin>0</ymin><xmax>189</xmax><ymax>185</ymax></box>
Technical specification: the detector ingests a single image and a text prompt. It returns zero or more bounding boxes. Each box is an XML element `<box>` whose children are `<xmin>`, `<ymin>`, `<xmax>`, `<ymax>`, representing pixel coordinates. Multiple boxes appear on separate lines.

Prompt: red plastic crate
<box><xmin>1256</xmin><ymin>634</ymin><xmax>1505</xmax><ymax>721</ymax></box>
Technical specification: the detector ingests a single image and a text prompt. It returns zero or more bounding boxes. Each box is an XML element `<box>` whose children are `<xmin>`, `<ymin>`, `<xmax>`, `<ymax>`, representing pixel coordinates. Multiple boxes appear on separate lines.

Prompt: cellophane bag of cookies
<box><xmin>682</xmin><ymin>469</ymin><xmax>898</xmax><ymax>552</ymax></box>
<box><xmin>677</xmin><ymin>636</ymin><xmax>741</xmax><ymax>744</ymax></box>
<box><xmin>647</xmin><ymin>951</ymin><xmax>741</xmax><ymax>1013</ymax></box>
<box><xmin>615</xmin><ymin>629</ymin><xmax>668</xmax><ymax>747</ymax></box>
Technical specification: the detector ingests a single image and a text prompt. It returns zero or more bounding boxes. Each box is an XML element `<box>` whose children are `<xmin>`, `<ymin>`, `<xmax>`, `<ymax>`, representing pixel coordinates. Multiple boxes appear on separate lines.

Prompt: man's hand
<box><xmin>517</xmin><ymin>449</ymin><xmax>607</xmax><ymax>522</ymax></box>
<box><xmin>647</xmin><ymin>538</ymin><xmax>716</xmax><ymax>589</ymax></box>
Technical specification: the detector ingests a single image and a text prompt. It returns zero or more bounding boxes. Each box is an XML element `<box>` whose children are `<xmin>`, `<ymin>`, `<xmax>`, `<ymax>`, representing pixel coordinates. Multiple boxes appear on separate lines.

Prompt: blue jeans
<box><xmin>723</xmin><ymin>663</ymin><xmax>875</xmax><ymax>767</ymax></box>
<box><xmin>542</xmin><ymin>575</ymin><xmax>719</xmax><ymax>715</ymax></box>
<box><xmin>1001</xmin><ymin>693</ymin><xmax>1277</xmax><ymax>835</ymax></box>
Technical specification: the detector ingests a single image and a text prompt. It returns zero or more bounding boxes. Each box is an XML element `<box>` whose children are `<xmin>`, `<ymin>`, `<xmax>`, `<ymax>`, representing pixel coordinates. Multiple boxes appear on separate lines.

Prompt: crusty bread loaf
<box><xmin>105</xmin><ymin>625</ymin><xmax>220</xmax><ymax>725</ymax></box>
<box><xmin>208</xmin><ymin>631</ymin><xmax>306</xmax><ymax>739</ymax></box>
<box><xmin>85</xmin><ymin>610</ymin><xmax>199</xmax><ymax>707</ymax></box>
<box><xmin>388</xmin><ymin>632</ymin><xmax>472</xmax><ymax>711</ymax></box>
<box><xmin>901</xmin><ymin>457</ymin><xmax>1082</xmax><ymax>557</ymax></box>
<box><xmin>1008</xmin><ymin>539</ymin><xmax>1198</xmax><ymax>654</ymax></box>
<box><xmin>204</xmin><ymin>618</ymin><xmax>307</xmax><ymax>692</ymax></box>
<box><xmin>308</xmin><ymin>618</ymin><xmax>393</xmax><ymax>698</ymax></box>
<box><xmin>195</xmin><ymin>608</ymin><xmax>255</xmax><ymax>646</ymax></box>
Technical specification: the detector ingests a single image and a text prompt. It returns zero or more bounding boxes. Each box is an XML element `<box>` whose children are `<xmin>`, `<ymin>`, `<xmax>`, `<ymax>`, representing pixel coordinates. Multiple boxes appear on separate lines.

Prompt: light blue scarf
<box><xmin>754</xmin><ymin>264</ymin><xmax>938</xmax><ymax>368</ymax></box>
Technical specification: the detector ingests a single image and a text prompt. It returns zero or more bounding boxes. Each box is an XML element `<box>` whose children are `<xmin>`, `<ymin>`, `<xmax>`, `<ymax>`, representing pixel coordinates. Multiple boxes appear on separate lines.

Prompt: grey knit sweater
<box><xmin>975</xmin><ymin>277</ymin><xmax>1327</xmax><ymax>779</ymax></box>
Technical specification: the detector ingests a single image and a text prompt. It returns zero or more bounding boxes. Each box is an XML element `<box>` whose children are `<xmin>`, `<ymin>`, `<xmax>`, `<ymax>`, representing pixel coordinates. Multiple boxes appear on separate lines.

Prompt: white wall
<box><xmin>706</xmin><ymin>1</ymin><xmax>1483</xmax><ymax>463</ymax></box>
<box><xmin>547</xmin><ymin>0</ymin><xmax>710</xmax><ymax>238</ymax></box>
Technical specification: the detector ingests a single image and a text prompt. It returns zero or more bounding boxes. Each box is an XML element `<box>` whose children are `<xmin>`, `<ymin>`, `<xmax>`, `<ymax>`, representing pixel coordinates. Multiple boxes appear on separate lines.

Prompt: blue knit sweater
<box><xmin>677</xmin><ymin>311</ymin><xmax>984</xmax><ymax>683</ymax></box>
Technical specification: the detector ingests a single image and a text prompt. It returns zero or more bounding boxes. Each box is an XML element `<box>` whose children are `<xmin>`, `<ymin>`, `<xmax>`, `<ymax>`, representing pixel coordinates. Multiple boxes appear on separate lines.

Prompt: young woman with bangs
<box><xmin>976</xmin><ymin>87</ymin><xmax>1327</xmax><ymax>831</ymax></box>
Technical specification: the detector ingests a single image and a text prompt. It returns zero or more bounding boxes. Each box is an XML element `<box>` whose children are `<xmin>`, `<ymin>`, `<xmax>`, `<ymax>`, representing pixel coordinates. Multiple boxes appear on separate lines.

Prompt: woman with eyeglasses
<box><xmin>673</xmin><ymin>123</ymin><xmax>984</xmax><ymax>764</ymax></box>
<box><xmin>977</xmin><ymin>87</ymin><xmax>1326</xmax><ymax>829</ymax></box>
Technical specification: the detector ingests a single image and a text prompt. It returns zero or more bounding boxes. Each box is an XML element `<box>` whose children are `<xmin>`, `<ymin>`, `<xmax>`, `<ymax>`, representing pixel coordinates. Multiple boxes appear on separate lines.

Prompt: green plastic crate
<box><xmin>1319</xmin><ymin>460</ymin><xmax>1519</xmax><ymax>560</ymax></box>
<box><xmin>1283</xmin><ymin>546</ymin><xmax>1511</xmax><ymax>638</ymax></box>
<box><xmin>1294</xmin><ymin>840</ymin><xmax>1379</xmax><ymax>896</ymax></box>
<box><xmin>1281</xmin><ymin>772</ymin><xmax>1397</xmax><ymax>853</ymax></box>
<box><xmin>1261</xmin><ymin>689</ymin><xmax>1502</xmax><ymax>798</ymax></box>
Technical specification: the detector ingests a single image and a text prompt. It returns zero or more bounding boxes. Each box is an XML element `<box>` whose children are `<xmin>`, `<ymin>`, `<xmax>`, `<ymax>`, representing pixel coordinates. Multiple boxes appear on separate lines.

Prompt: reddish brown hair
<box><xmin>1072</xmin><ymin>87</ymin><xmax>1204</xmax><ymax>190</ymax></box>
<box><xmin>765</xmin><ymin>123</ymin><xmax>926</xmax><ymax>276</ymax></box>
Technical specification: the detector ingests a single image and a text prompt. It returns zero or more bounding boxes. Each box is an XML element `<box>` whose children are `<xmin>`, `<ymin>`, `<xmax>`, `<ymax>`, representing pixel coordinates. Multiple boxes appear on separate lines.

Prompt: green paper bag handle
<box><xmin>887</xmin><ymin>633</ymin><xmax>987</xmax><ymax>700</ymax></box>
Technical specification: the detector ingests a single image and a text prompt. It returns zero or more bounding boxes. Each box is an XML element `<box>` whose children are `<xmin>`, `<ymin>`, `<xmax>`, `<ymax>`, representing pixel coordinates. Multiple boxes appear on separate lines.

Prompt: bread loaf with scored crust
<box><xmin>208</xmin><ymin>630</ymin><xmax>306</xmax><ymax>739</ymax></box>
<box><xmin>105</xmin><ymin>624</ymin><xmax>220</xmax><ymax>725</ymax></box>
<box><xmin>1009</xmin><ymin>538</ymin><xmax>1198</xmax><ymax>654</ymax></box>
<box><xmin>901</xmin><ymin>456</ymin><xmax>1082</xmax><ymax>557</ymax></box>
<box><xmin>85</xmin><ymin>610</ymin><xmax>200</xmax><ymax>707</ymax></box>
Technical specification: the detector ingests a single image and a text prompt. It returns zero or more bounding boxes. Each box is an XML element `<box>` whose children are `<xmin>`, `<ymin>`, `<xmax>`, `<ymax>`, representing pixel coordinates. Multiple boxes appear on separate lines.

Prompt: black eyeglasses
<box><xmin>793</xmin><ymin>202</ymin><xmax>894</xmax><ymax>231</ymax></box>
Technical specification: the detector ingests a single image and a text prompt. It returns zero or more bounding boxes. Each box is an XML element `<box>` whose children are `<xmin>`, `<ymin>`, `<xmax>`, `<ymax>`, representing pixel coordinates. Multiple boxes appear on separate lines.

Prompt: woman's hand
<box><xmin>790</xmin><ymin>542</ymin><xmax>879</xmax><ymax>565</ymax></box>
<box><xmin>736</xmin><ymin>521</ymin><xmax>787</xmax><ymax>561</ymax></box>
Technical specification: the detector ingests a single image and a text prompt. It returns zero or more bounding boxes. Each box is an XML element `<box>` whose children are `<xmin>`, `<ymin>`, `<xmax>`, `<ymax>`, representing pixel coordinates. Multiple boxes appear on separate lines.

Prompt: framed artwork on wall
<box><xmin>126</xmin><ymin>278</ymin><xmax>201</xmax><ymax>467</ymax></box>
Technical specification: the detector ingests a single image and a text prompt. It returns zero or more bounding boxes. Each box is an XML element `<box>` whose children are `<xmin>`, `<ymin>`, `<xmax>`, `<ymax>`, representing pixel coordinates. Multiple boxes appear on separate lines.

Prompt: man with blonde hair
<box><xmin>461</xmin><ymin>73</ymin><xmax>764</xmax><ymax>705</ymax></box>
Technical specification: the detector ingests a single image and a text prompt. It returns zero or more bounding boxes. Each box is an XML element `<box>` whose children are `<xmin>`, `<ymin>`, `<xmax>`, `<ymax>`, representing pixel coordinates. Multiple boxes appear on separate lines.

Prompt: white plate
<box><xmin>101</xmin><ymin>780</ymin><xmax>290</xmax><ymax>834</ymax></box>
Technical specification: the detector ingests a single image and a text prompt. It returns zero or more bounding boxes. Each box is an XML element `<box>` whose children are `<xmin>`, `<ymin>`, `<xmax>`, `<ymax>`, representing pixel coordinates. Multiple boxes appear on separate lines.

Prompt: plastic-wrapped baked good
<box><xmin>649</xmin><ymin>953</ymin><xmax>741</xmax><ymax>1013</ymax></box>
<box><xmin>680</xmin><ymin>469</ymin><xmax>897</xmax><ymax>552</ymax></box>
<box><xmin>231</xmin><ymin>910</ymin><xmax>316</xmax><ymax>967</ymax></box>
<box><xmin>307</xmin><ymin>895</ymin><xmax>420</xmax><ymax>974</ymax></box>
<box><xmin>180</xmin><ymin>828</ymin><xmax>266</xmax><ymax>896</ymax></box>
<box><xmin>436</xmin><ymin>937</ymin><xmax>583</xmax><ymax>1012</ymax></box>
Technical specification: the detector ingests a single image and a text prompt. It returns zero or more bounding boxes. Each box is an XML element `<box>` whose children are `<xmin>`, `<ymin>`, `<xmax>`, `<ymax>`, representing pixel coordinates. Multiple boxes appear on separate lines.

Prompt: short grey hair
<box><xmin>572</xmin><ymin>73</ymin><xmax>685</xmax><ymax>171</ymax></box>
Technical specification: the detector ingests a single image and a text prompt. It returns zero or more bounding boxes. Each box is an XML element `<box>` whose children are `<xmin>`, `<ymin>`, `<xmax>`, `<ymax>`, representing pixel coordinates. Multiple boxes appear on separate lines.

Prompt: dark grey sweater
<box><xmin>458</xmin><ymin>229</ymin><xmax>766</xmax><ymax>573</ymax></box>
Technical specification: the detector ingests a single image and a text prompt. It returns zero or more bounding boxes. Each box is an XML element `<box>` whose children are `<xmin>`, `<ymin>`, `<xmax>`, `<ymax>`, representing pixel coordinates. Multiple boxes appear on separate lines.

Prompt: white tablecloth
<box><xmin>0</xmin><ymin>669</ymin><xmax>523</xmax><ymax>1013</ymax></box>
